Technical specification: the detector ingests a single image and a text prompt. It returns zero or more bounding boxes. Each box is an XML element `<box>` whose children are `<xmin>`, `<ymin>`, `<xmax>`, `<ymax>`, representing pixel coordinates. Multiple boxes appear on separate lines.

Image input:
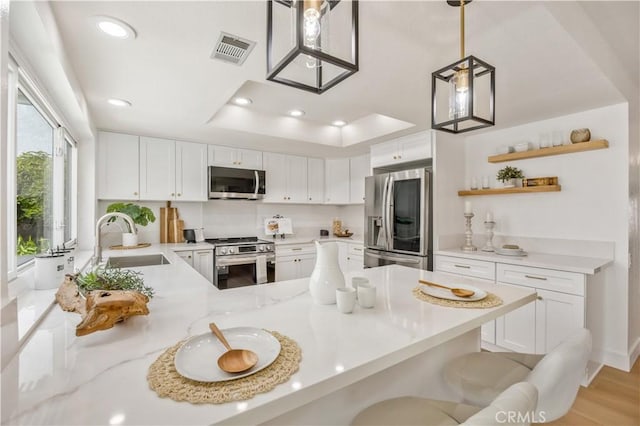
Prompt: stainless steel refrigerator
<box><xmin>364</xmin><ymin>168</ymin><xmax>432</xmax><ymax>270</ymax></box>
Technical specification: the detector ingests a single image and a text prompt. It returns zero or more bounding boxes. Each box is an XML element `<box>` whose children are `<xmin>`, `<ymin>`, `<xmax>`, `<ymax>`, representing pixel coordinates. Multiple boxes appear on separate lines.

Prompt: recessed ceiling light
<box><xmin>289</xmin><ymin>109</ymin><xmax>305</xmax><ymax>117</ymax></box>
<box><xmin>233</xmin><ymin>97</ymin><xmax>252</xmax><ymax>106</ymax></box>
<box><xmin>93</xmin><ymin>16</ymin><xmax>137</xmax><ymax>39</ymax></box>
<box><xmin>107</xmin><ymin>98</ymin><xmax>132</xmax><ymax>107</ymax></box>
<box><xmin>332</xmin><ymin>120</ymin><xmax>347</xmax><ymax>127</ymax></box>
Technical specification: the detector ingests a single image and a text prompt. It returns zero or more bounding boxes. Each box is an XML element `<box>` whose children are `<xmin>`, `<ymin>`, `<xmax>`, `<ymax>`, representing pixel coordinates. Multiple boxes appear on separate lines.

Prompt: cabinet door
<box><xmin>193</xmin><ymin>250</ymin><xmax>214</xmax><ymax>283</ymax></box>
<box><xmin>398</xmin><ymin>131</ymin><xmax>432</xmax><ymax>163</ymax></box>
<box><xmin>98</xmin><ymin>132</ymin><xmax>140</xmax><ymax>200</ymax></box>
<box><xmin>307</xmin><ymin>158</ymin><xmax>324</xmax><ymax>203</ymax></box>
<box><xmin>325</xmin><ymin>158</ymin><xmax>350</xmax><ymax>204</ymax></box>
<box><xmin>276</xmin><ymin>257</ymin><xmax>298</xmax><ymax>281</ymax></box>
<box><xmin>347</xmin><ymin>255</ymin><xmax>364</xmax><ymax>272</ymax></box>
<box><xmin>337</xmin><ymin>242</ymin><xmax>349</xmax><ymax>272</ymax></box>
<box><xmin>370</xmin><ymin>141</ymin><xmax>398</xmax><ymax>169</ymax></box>
<box><xmin>349</xmin><ymin>154</ymin><xmax>370</xmax><ymax>204</ymax></box>
<box><xmin>535</xmin><ymin>289</ymin><xmax>584</xmax><ymax>354</ymax></box>
<box><xmin>139</xmin><ymin>137</ymin><xmax>175</xmax><ymax>200</ymax></box>
<box><xmin>208</xmin><ymin>145</ymin><xmax>238</xmax><ymax>167</ymax></box>
<box><xmin>175</xmin><ymin>250</ymin><xmax>193</xmax><ymax>267</ymax></box>
<box><xmin>297</xmin><ymin>255</ymin><xmax>316</xmax><ymax>278</ymax></box>
<box><xmin>237</xmin><ymin>149</ymin><xmax>263</xmax><ymax>169</ymax></box>
<box><xmin>263</xmin><ymin>152</ymin><xmax>288</xmax><ymax>202</ymax></box>
<box><xmin>496</xmin><ymin>282</ymin><xmax>536</xmax><ymax>353</ymax></box>
<box><xmin>287</xmin><ymin>155</ymin><xmax>308</xmax><ymax>203</ymax></box>
<box><xmin>176</xmin><ymin>141</ymin><xmax>207</xmax><ymax>201</ymax></box>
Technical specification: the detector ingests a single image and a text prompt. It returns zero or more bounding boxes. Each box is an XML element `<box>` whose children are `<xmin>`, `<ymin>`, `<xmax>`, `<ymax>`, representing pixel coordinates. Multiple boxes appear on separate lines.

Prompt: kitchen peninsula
<box><xmin>3</xmin><ymin>251</ymin><xmax>536</xmax><ymax>425</ymax></box>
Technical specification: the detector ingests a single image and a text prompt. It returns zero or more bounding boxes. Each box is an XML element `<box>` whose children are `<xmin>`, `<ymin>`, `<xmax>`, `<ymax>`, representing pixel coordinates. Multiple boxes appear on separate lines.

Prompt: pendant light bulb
<box><xmin>303</xmin><ymin>7</ymin><xmax>321</xmax><ymax>47</ymax></box>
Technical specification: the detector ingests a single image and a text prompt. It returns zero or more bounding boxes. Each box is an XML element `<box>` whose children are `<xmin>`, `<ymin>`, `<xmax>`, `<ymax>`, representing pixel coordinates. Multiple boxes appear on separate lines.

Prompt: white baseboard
<box><xmin>629</xmin><ymin>337</ymin><xmax>640</xmax><ymax>370</ymax></box>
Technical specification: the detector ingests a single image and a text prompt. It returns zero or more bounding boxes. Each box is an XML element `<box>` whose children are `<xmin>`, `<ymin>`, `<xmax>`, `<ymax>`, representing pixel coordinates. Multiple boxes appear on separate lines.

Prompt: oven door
<box><xmin>208</xmin><ymin>166</ymin><xmax>266</xmax><ymax>200</ymax></box>
<box><xmin>215</xmin><ymin>255</ymin><xmax>275</xmax><ymax>289</ymax></box>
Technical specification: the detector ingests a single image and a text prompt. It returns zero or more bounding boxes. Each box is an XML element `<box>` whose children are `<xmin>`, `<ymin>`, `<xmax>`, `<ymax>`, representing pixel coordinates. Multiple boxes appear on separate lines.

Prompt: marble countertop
<box><xmin>3</xmin><ymin>257</ymin><xmax>535</xmax><ymax>426</ymax></box>
<box><xmin>435</xmin><ymin>248</ymin><xmax>613</xmax><ymax>275</ymax></box>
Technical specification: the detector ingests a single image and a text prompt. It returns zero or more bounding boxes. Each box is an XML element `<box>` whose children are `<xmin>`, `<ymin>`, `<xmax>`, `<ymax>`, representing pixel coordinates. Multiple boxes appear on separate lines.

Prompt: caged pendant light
<box><xmin>266</xmin><ymin>0</ymin><xmax>358</xmax><ymax>94</ymax></box>
<box><xmin>431</xmin><ymin>0</ymin><xmax>495</xmax><ymax>133</ymax></box>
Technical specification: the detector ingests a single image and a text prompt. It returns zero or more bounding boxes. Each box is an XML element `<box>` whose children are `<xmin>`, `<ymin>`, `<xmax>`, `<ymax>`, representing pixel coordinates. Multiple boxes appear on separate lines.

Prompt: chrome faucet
<box><xmin>92</xmin><ymin>212</ymin><xmax>137</xmax><ymax>266</ymax></box>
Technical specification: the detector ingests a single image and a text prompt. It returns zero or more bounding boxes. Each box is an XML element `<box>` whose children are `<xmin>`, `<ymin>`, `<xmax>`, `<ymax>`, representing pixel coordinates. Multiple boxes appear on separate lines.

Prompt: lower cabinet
<box><xmin>495</xmin><ymin>282</ymin><xmax>537</xmax><ymax>353</ymax></box>
<box><xmin>276</xmin><ymin>243</ymin><xmax>316</xmax><ymax>281</ymax></box>
<box><xmin>174</xmin><ymin>249</ymin><xmax>214</xmax><ymax>283</ymax></box>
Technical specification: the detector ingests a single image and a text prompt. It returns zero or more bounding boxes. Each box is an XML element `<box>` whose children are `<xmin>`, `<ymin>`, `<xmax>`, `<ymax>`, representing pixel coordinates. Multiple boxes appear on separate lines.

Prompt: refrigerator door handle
<box><xmin>381</xmin><ymin>176</ymin><xmax>390</xmax><ymax>250</ymax></box>
<box><xmin>385</xmin><ymin>177</ymin><xmax>394</xmax><ymax>250</ymax></box>
<box><xmin>366</xmin><ymin>251</ymin><xmax>421</xmax><ymax>264</ymax></box>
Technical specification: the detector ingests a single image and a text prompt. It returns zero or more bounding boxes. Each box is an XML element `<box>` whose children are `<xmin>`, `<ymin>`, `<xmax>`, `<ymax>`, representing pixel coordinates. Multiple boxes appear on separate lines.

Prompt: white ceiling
<box><xmin>21</xmin><ymin>1</ymin><xmax>637</xmax><ymax>157</ymax></box>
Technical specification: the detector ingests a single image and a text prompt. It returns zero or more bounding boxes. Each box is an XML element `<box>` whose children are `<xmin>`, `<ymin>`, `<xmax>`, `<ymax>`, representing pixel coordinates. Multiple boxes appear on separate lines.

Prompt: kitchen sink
<box><xmin>106</xmin><ymin>254</ymin><xmax>171</xmax><ymax>268</ymax></box>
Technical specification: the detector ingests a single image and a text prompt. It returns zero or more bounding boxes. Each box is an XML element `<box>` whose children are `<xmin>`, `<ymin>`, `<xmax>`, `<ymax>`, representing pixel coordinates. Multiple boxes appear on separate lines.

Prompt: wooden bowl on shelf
<box><xmin>334</xmin><ymin>232</ymin><xmax>354</xmax><ymax>238</ymax></box>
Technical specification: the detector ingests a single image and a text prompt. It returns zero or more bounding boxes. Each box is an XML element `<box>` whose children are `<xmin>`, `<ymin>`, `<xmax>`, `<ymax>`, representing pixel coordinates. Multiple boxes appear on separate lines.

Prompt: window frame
<box><xmin>8</xmin><ymin>56</ymin><xmax>79</xmax><ymax>277</ymax></box>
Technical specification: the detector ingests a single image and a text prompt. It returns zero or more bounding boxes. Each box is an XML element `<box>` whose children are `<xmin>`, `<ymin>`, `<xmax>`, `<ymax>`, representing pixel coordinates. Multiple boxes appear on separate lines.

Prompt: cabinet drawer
<box><xmin>276</xmin><ymin>244</ymin><xmax>315</xmax><ymax>257</ymax></box>
<box><xmin>497</xmin><ymin>264</ymin><xmax>585</xmax><ymax>296</ymax></box>
<box><xmin>435</xmin><ymin>255</ymin><xmax>495</xmax><ymax>281</ymax></box>
<box><xmin>348</xmin><ymin>244</ymin><xmax>364</xmax><ymax>256</ymax></box>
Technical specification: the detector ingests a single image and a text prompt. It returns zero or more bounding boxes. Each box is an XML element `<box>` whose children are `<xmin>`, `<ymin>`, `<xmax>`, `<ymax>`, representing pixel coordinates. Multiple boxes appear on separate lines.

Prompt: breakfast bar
<box><xmin>2</xmin><ymin>253</ymin><xmax>536</xmax><ymax>425</ymax></box>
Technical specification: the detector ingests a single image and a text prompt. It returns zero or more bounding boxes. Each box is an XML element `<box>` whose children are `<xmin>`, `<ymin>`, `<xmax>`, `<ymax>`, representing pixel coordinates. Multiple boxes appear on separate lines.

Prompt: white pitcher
<box><xmin>309</xmin><ymin>241</ymin><xmax>345</xmax><ymax>305</ymax></box>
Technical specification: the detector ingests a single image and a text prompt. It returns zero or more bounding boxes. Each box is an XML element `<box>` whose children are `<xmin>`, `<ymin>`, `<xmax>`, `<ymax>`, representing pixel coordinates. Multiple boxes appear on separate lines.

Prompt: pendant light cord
<box><xmin>460</xmin><ymin>0</ymin><xmax>465</xmax><ymax>59</ymax></box>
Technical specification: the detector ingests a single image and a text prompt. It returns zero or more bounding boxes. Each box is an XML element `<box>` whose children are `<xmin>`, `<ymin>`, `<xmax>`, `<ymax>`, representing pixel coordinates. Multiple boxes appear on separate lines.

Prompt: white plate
<box><xmin>419</xmin><ymin>283</ymin><xmax>487</xmax><ymax>302</ymax></box>
<box><xmin>174</xmin><ymin>327</ymin><xmax>281</xmax><ymax>382</ymax></box>
<box><xmin>495</xmin><ymin>248</ymin><xmax>527</xmax><ymax>256</ymax></box>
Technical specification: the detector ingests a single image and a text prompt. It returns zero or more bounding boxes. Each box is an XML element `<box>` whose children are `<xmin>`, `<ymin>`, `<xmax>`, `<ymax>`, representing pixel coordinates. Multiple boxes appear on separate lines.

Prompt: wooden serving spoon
<box><xmin>418</xmin><ymin>279</ymin><xmax>475</xmax><ymax>298</ymax></box>
<box><xmin>209</xmin><ymin>323</ymin><xmax>259</xmax><ymax>373</ymax></box>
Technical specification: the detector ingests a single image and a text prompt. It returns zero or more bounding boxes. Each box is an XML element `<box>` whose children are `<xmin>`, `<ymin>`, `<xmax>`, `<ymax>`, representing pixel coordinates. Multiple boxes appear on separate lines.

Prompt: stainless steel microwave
<box><xmin>208</xmin><ymin>166</ymin><xmax>266</xmax><ymax>200</ymax></box>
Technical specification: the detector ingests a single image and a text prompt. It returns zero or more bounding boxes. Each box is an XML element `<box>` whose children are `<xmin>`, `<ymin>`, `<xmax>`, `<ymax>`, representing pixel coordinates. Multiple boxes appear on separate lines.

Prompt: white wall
<box><xmin>96</xmin><ymin>200</ymin><xmax>364</xmax><ymax>245</ymax></box>
<box><xmin>459</xmin><ymin>103</ymin><xmax>630</xmax><ymax>368</ymax></box>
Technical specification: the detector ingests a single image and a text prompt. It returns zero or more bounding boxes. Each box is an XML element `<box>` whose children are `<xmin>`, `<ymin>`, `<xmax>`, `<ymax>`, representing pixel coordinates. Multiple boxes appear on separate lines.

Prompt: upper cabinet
<box><xmin>98</xmin><ymin>131</ymin><xmax>207</xmax><ymax>202</ymax></box>
<box><xmin>262</xmin><ymin>153</ymin><xmax>308</xmax><ymax>203</ymax></box>
<box><xmin>349</xmin><ymin>153</ymin><xmax>370</xmax><ymax>204</ymax></box>
<box><xmin>325</xmin><ymin>158</ymin><xmax>350</xmax><ymax>204</ymax></box>
<box><xmin>307</xmin><ymin>158</ymin><xmax>324</xmax><ymax>203</ymax></box>
<box><xmin>98</xmin><ymin>132</ymin><xmax>140</xmax><ymax>200</ymax></box>
<box><xmin>208</xmin><ymin>145</ymin><xmax>263</xmax><ymax>169</ymax></box>
<box><xmin>370</xmin><ymin>131</ymin><xmax>433</xmax><ymax>169</ymax></box>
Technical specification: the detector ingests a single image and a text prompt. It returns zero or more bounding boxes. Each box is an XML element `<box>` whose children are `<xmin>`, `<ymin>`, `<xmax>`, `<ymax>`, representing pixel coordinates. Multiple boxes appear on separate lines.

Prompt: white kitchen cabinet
<box><xmin>346</xmin><ymin>243</ymin><xmax>365</xmax><ymax>272</ymax></box>
<box><xmin>207</xmin><ymin>145</ymin><xmax>263</xmax><ymax>169</ymax></box>
<box><xmin>325</xmin><ymin>158</ymin><xmax>350</xmax><ymax>204</ymax></box>
<box><xmin>98</xmin><ymin>132</ymin><xmax>140</xmax><ymax>200</ymax></box>
<box><xmin>434</xmin><ymin>255</ymin><xmax>497</xmax><ymax>345</ymax></box>
<box><xmin>193</xmin><ymin>249</ymin><xmax>214</xmax><ymax>283</ymax></box>
<box><xmin>535</xmin><ymin>289</ymin><xmax>584</xmax><ymax>353</ymax></box>
<box><xmin>175</xmin><ymin>249</ymin><xmax>214</xmax><ymax>283</ymax></box>
<box><xmin>349</xmin><ymin>154</ymin><xmax>370</xmax><ymax>204</ymax></box>
<box><xmin>139</xmin><ymin>138</ymin><xmax>207</xmax><ymax>201</ymax></box>
<box><xmin>175</xmin><ymin>250</ymin><xmax>194</xmax><ymax>266</ymax></box>
<box><xmin>263</xmin><ymin>153</ymin><xmax>308</xmax><ymax>203</ymax></box>
<box><xmin>139</xmin><ymin>137</ymin><xmax>176</xmax><ymax>200</ymax></box>
<box><xmin>176</xmin><ymin>141</ymin><xmax>207</xmax><ymax>201</ymax></box>
<box><xmin>496</xmin><ymin>281</ymin><xmax>537</xmax><ymax>353</ymax></box>
<box><xmin>276</xmin><ymin>243</ymin><xmax>316</xmax><ymax>280</ymax></box>
<box><xmin>307</xmin><ymin>157</ymin><xmax>324</xmax><ymax>203</ymax></box>
<box><xmin>370</xmin><ymin>131</ymin><xmax>433</xmax><ymax>169</ymax></box>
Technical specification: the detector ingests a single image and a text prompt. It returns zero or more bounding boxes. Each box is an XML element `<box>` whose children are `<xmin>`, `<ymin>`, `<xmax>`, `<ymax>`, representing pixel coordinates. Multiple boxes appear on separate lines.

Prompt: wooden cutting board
<box><xmin>163</xmin><ymin>201</ymin><xmax>180</xmax><ymax>243</ymax></box>
<box><xmin>169</xmin><ymin>218</ymin><xmax>185</xmax><ymax>243</ymax></box>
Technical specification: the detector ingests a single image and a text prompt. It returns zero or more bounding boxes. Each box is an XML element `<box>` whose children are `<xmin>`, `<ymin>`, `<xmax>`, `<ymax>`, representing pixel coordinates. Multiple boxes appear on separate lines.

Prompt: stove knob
<box><xmin>259</xmin><ymin>246</ymin><xmax>266</xmax><ymax>252</ymax></box>
<box><xmin>228</xmin><ymin>247</ymin><xmax>236</xmax><ymax>254</ymax></box>
<box><xmin>220</xmin><ymin>248</ymin><xmax>227</xmax><ymax>255</ymax></box>
<box><xmin>267</xmin><ymin>245</ymin><xmax>273</xmax><ymax>251</ymax></box>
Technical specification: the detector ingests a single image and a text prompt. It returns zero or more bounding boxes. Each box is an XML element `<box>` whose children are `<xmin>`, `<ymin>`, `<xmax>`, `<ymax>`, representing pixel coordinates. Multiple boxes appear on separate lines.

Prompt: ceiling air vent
<box><xmin>211</xmin><ymin>32</ymin><xmax>256</xmax><ymax>66</ymax></box>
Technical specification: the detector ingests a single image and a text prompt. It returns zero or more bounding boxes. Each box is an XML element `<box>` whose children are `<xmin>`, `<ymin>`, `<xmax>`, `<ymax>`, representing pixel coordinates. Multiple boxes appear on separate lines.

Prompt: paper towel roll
<box><xmin>256</xmin><ymin>255</ymin><xmax>267</xmax><ymax>284</ymax></box>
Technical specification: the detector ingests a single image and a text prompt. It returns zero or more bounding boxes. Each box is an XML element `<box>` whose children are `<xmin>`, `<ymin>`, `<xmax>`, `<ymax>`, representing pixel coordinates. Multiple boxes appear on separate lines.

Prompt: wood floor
<box><xmin>548</xmin><ymin>358</ymin><xmax>639</xmax><ymax>425</ymax></box>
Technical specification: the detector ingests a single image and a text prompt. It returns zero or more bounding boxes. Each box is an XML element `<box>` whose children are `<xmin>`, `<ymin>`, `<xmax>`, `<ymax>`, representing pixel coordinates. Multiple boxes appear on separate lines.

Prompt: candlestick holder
<box><xmin>481</xmin><ymin>221</ymin><xmax>496</xmax><ymax>252</ymax></box>
<box><xmin>461</xmin><ymin>213</ymin><xmax>477</xmax><ymax>252</ymax></box>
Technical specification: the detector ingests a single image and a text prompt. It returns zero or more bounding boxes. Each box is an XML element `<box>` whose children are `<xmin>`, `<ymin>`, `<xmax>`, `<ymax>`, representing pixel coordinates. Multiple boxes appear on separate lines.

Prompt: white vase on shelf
<box><xmin>309</xmin><ymin>241</ymin><xmax>345</xmax><ymax>305</ymax></box>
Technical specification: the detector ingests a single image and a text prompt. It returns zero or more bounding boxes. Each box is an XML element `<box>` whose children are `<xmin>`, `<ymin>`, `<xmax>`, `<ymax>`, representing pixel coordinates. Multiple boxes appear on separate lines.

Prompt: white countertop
<box><xmin>3</xmin><ymin>258</ymin><xmax>535</xmax><ymax>425</ymax></box>
<box><xmin>435</xmin><ymin>248</ymin><xmax>613</xmax><ymax>275</ymax></box>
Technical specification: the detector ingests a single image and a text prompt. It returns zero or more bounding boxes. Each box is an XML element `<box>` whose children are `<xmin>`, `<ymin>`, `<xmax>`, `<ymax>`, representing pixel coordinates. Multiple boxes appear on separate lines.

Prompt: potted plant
<box><xmin>496</xmin><ymin>166</ymin><xmax>525</xmax><ymax>188</ymax></box>
<box><xmin>105</xmin><ymin>202</ymin><xmax>156</xmax><ymax>247</ymax></box>
<box><xmin>76</xmin><ymin>266</ymin><xmax>155</xmax><ymax>298</ymax></box>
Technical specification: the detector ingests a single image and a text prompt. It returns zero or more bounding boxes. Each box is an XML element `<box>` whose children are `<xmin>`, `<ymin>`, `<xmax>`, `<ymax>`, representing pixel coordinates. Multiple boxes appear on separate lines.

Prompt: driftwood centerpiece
<box><xmin>56</xmin><ymin>270</ymin><xmax>152</xmax><ymax>336</ymax></box>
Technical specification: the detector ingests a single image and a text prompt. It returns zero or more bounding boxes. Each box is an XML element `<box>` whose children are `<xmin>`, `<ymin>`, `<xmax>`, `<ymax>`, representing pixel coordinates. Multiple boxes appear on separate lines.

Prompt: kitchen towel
<box><xmin>256</xmin><ymin>255</ymin><xmax>267</xmax><ymax>284</ymax></box>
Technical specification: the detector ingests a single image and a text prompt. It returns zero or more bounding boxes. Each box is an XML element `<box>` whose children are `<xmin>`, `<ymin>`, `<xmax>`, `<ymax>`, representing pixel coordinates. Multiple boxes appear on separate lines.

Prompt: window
<box><xmin>7</xmin><ymin>57</ymin><xmax>78</xmax><ymax>273</ymax></box>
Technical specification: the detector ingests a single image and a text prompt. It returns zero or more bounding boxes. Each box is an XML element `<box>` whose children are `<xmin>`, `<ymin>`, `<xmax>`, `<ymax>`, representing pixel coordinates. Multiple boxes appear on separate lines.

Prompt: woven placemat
<box><xmin>147</xmin><ymin>331</ymin><xmax>301</xmax><ymax>404</ymax></box>
<box><xmin>412</xmin><ymin>287</ymin><xmax>503</xmax><ymax>309</ymax></box>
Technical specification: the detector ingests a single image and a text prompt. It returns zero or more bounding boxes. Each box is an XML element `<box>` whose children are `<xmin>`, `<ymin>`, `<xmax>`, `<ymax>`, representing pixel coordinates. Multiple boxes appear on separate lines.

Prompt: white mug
<box><xmin>357</xmin><ymin>283</ymin><xmax>376</xmax><ymax>309</ymax></box>
<box><xmin>352</xmin><ymin>277</ymin><xmax>369</xmax><ymax>298</ymax></box>
<box><xmin>336</xmin><ymin>287</ymin><xmax>357</xmax><ymax>314</ymax></box>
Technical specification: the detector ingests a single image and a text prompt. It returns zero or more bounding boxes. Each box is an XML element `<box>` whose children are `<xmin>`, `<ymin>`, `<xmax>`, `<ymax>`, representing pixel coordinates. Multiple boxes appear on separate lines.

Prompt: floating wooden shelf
<box><xmin>458</xmin><ymin>185</ymin><xmax>562</xmax><ymax>196</ymax></box>
<box><xmin>488</xmin><ymin>139</ymin><xmax>608</xmax><ymax>163</ymax></box>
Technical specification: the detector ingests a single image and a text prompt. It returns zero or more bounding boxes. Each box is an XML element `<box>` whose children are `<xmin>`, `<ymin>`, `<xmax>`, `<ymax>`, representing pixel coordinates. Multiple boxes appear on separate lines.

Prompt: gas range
<box><xmin>205</xmin><ymin>236</ymin><xmax>274</xmax><ymax>257</ymax></box>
